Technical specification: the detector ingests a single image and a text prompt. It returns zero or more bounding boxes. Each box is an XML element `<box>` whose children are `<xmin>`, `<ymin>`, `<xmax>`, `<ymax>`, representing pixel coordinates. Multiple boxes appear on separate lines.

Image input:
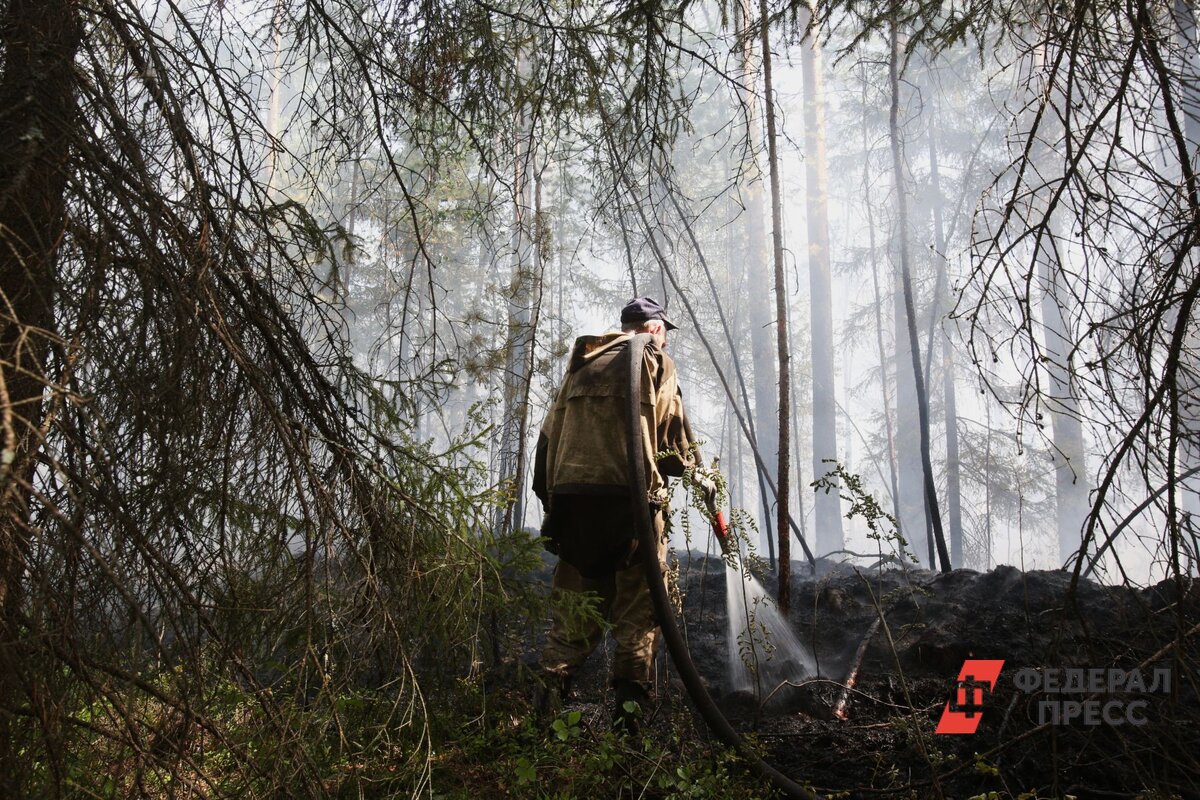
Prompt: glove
<box><xmin>693</xmin><ymin>466</ymin><xmax>733</xmax><ymax>556</ymax></box>
<box><xmin>693</xmin><ymin>466</ymin><xmax>719</xmax><ymax>510</ymax></box>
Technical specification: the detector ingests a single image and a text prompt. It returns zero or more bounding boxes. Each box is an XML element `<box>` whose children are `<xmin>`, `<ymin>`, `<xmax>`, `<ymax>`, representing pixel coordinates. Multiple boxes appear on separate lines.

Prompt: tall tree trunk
<box><xmin>985</xmin><ymin>399</ymin><xmax>994</xmax><ymax>569</ymax></box>
<box><xmin>926</xmin><ymin>108</ymin><xmax>964</xmax><ymax>567</ymax></box>
<box><xmin>0</xmin><ymin>0</ymin><xmax>82</xmax><ymax>791</ymax></box>
<box><xmin>1174</xmin><ymin>0</ymin><xmax>1200</xmax><ymax>574</ymax></box>
<box><xmin>888</xmin><ymin>21</ymin><xmax>950</xmax><ymax>572</ymax></box>
<box><xmin>940</xmin><ymin>332</ymin><xmax>963</xmax><ymax>565</ymax></box>
<box><xmin>1029</xmin><ymin>42</ymin><xmax>1091</xmax><ymax>565</ymax></box>
<box><xmin>737</xmin><ymin>0</ymin><xmax>780</xmax><ymax>564</ymax></box>
<box><xmin>758</xmin><ymin>0</ymin><xmax>792</xmax><ymax>611</ymax></box>
<box><xmin>788</xmin><ymin>293</ymin><xmax>810</xmax><ymax>553</ymax></box>
<box><xmin>1039</xmin><ymin>234</ymin><xmax>1089</xmax><ymax>565</ymax></box>
<box><xmin>728</xmin><ymin>217</ymin><xmax>750</xmax><ymax>520</ymax></box>
<box><xmin>513</xmin><ymin>171</ymin><xmax>547</xmax><ymax>532</ymax></box>
<box><xmin>799</xmin><ymin>3</ymin><xmax>843</xmax><ymax>556</ymax></box>
<box><xmin>861</xmin><ymin>67</ymin><xmax>902</xmax><ymax>526</ymax></box>
<box><xmin>496</xmin><ymin>46</ymin><xmax>537</xmax><ymax>535</ymax></box>
<box><xmin>886</xmin><ymin>62</ymin><xmax>927</xmax><ymax>560</ymax></box>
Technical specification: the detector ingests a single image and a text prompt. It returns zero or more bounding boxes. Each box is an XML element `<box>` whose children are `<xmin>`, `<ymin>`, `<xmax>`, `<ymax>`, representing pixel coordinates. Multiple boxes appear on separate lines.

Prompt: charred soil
<box><xmin>539</xmin><ymin>552</ymin><xmax>1200</xmax><ymax>799</ymax></box>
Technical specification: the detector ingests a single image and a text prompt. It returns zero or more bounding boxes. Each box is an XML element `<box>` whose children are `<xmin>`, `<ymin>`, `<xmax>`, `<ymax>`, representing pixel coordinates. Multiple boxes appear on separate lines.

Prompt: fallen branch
<box><xmin>833</xmin><ymin>616</ymin><xmax>882</xmax><ymax>721</ymax></box>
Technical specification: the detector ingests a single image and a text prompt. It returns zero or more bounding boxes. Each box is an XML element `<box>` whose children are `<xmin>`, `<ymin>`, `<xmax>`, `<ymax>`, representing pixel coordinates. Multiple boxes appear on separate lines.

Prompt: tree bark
<box><xmin>737</xmin><ymin>0</ymin><xmax>780</xmax><ymax>564</ymax></box>
<box><xmin>758</xmin><ymin>0</ymin><xmax>792</xmax><ymax>611</ymax></box>
<box><xmin>799</xmin><ymin>3</ymin><xmax>843</xmax><ymax>556</ymax></box>
<box><xmin>496</xmin><ymin>45</ymin><xmax>538</xmax><ymax>535</ymax></box>
<box><xmin>0</xmin><ymin>0</ymin><xmax>82</xmax><ymax>791</ymax></box>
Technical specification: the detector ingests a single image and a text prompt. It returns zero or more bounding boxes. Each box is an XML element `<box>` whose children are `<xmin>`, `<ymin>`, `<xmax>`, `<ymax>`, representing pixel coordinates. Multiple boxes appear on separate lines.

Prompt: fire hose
<box><xmin>624</xmin><ymin>333</ymin><xmax>817</xmax><ymax>800</ymax></box>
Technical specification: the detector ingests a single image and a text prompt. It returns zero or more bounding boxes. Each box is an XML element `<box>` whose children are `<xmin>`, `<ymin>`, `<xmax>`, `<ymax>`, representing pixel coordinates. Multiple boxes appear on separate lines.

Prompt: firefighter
<box><xmin>531</xmin><ymin>296</ymin><xmax>712</xmax><ymax>735</ymax></box>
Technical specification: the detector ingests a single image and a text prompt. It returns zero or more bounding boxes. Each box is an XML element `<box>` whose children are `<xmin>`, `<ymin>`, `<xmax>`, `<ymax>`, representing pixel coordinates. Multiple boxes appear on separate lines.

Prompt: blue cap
<box><xmin>620</xmin><ymin>296</ymin><xmax>679</xmax><ymax>331</ymax></box>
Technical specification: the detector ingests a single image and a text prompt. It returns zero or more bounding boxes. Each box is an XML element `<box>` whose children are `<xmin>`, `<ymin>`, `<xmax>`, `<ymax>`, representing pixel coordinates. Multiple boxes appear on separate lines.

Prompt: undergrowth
<box><xmin>425</xmin><ymin>691</ymin><xmax>776</xmax><ymax>800</ymax></box>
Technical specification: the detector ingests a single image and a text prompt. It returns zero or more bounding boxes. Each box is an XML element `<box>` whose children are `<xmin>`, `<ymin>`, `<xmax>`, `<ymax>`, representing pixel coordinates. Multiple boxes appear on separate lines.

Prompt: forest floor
<box><xmin>520</xmin><ymin>552</ymin><xmax>1200</xmax><ymax>799</ymax></box>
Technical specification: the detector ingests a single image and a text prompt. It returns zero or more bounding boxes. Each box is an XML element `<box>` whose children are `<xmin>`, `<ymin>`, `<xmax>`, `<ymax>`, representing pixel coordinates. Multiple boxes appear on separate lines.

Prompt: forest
<box><xmin>1</xmin><ymin>0</ymin><xmax>1198</xmax><ymax>797</ymax></box>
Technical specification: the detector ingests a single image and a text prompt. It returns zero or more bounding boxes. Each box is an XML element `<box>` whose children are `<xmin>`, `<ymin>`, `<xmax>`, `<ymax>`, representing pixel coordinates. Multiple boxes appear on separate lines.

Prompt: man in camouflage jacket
<box><xmin>532</xmin><ymin>297</ymin><xmax>698</xmax><ymax>733</ymax></box>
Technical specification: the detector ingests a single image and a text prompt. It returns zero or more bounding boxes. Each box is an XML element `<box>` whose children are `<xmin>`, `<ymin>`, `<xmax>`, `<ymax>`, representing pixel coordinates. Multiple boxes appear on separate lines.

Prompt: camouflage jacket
<box><xmin>532</xmin><ymin>331</ymin><xmax>694</xmax><ymax>508</ymax></box>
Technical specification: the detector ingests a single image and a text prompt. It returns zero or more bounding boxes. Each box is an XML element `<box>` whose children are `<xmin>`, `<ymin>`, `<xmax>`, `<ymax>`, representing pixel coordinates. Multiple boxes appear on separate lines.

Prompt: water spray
<box><xmin>686</xmin><ymin>405</ymin><xmax>817</xmax><ymax>702</ymax></box>
<box><xmin>625</xmin><ymin>333</ymin><xmax>818</xmax><ymax>800</ymax></box>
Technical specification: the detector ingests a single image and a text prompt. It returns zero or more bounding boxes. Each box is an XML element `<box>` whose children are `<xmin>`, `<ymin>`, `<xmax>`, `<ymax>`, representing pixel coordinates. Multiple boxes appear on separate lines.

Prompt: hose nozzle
<box><xmin>700</xmin><ymin>488</ymin><xmax>734</xmax><ymax>557</ymax></box>
<box><xmin>712</xmin><ymin>509</ymin><xmax>734</xmax><ymax>556</ymax></box>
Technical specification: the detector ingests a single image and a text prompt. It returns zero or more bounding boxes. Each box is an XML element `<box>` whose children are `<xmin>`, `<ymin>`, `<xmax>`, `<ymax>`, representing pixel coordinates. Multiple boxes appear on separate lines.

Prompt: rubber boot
<box><xmin>536</xmin><ymin>671</ymin><xmax>571</xmax><ymax>721</ymax></box>
<box><xmin>611</xmin><ymin>678</ymin><xmax>651</xmax><ymax>737</ymax></box>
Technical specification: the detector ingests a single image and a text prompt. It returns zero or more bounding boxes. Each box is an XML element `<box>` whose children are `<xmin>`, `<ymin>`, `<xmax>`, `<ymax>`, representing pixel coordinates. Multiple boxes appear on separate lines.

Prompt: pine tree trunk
<box><xmin>0</xmin><ymin>0</ymin><xmax>82</xmax><ymax>790</ymax></box>
<box><xmin>985</xmin><ymin>399</ymin><xmax>994</xmax><ymax>569</ymax></box>
<box><xmin>926</xmin><ymin>109</ymin><xmax>964</xmax><ymax>567</ymax></box>
<box><xmin>738</xmin><ymin>0</ymin><xmax>780</xmax><ymax>563</ymax></box>
<box><xmin>496</xmin><ymin>46</ymin><xmax>537</xmax><ymax>535</ymax></box>
<box><xmin>758</xmin><ymin>0</ymin><xmax>792</xmax><ymax>611</ymax></box>
<box><xmin>888</xmin><ymin>21</ymin><xmax>949</xmax><ymax>572</ymax></box>
<box><xmin>799</xmin><ymin>3</ymin><xmax>843</xmax><ymax>556</ymax></box>
<box><xmin>1029</xmin><ymin>42</ymin><xmax>1091</xmax><ymax>565</ymax></box>
<box><xmin>788</xmin><ymin>296</ymin><xmax>810</xmax><ymax>552</ymax></box>
<box><xmin>861</xmin><ymin>68</ymin><xmax>902</xmax><ymax>526</ymax></box>
<box><xmin>1174</xmin><ymin>0</ymin><xmax>1200</xmax><ymax>573</ymax></box>
<box><xmin>1039</xmin><ymin>236</ymin><xmax>1089</xmax><ymax>565</ymax></box>
<box><xmin>887</xmin><ymin>48</ymin><xmax>928</xmax><ymax>561</ymax></box>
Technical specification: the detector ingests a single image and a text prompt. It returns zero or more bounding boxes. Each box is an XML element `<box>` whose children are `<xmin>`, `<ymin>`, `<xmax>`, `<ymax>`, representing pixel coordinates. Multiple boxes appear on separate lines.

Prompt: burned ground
<box><xmin>543</xmin><ymin>553</ymin><xmax>1199</xmax><ymax>799</ymax></box>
